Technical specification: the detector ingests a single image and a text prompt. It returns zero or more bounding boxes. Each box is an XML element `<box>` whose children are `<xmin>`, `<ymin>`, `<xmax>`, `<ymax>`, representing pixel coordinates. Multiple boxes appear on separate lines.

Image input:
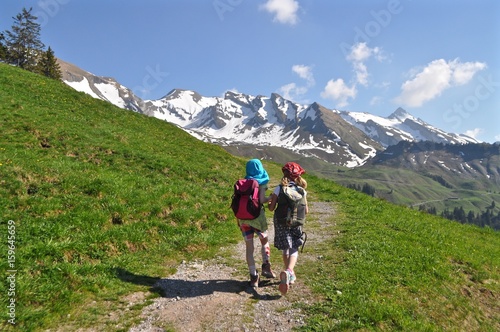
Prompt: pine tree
<box><xmin>36</xmin><ymin>46</ymin><xmax>62</xmax><ymax>80</ymax></box>
<box><xmin>0</xmin><ymin>32</ymin><xmax>7</xmax><ymax>61</ymax></box>
<box><xmin>453</xmin><ymin>206</ymin><xmax>466</xmax><ymax>223</ymax></box>
<box><xmin>5</xmin><ymin>7</ymin><xmax>45</xmax><ymax>71</ymax></box>
<box><xmin>361</xmin><ymin>183</ymin><xmax>375</xmax><ymax>197</ymax></box>
<box><xmin>467</xmin><ymin>210</ymin><xmax>475</xmax><ymax>224</ymax></box>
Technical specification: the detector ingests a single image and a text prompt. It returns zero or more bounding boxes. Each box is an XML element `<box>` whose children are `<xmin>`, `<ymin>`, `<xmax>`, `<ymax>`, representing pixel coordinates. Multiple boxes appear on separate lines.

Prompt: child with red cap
<box><xmin>268</xmin><ymin>162</ymin><xmax>309</xmax><ymax>295</ymax></box>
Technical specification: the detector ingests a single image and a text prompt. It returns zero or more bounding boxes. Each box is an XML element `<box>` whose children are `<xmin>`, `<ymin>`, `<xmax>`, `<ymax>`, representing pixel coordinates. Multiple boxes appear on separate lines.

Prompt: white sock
<box><xmin>249</xmin><ymin>265</ymin><xmax>257</xmax><ymax>276</ymax></box>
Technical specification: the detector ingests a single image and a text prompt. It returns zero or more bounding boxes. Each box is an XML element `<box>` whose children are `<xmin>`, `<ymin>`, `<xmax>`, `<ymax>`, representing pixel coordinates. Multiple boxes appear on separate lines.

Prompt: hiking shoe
<box><xmin>289</xmin><ymin>272</ymin><xmax>296</xmax><ymax>285</ymax></box>
<box><xmin>250</xmin><ymin>273</ymin><xmax>259</xmax><ymax>288</ymax></box>
<box><xmin>261</xmin><ymin>263</ymin><xmax>276</xmax><ymax>279</ymax></box>
<box><xmin>279</xmin><ymin>271</ymin><xmax>290</xmax><ymax>295</ymax></box>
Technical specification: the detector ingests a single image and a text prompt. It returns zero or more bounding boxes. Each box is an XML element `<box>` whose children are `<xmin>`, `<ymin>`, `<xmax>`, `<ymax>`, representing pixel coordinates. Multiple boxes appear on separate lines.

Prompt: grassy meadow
<box><xmin>0</xmin><ymin>63</ymin><xmax>245</xmax><ymax>330</ymax></box>
<box><xmin>0</xmin><ymin>63</ymin><xmax>499</xmax><ymax>331</ymax></box>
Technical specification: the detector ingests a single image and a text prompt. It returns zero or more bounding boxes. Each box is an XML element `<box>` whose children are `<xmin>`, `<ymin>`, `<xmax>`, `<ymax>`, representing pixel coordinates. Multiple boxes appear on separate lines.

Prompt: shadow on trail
<box><xmin>114</xmin><ymin>268</ymin><xmax>281</xmax><ymax>301</ymax></box>
<box><xmin>114</xmin><ymin>267</ymin><xmax>161</xmax><ymax>287</ymax></box>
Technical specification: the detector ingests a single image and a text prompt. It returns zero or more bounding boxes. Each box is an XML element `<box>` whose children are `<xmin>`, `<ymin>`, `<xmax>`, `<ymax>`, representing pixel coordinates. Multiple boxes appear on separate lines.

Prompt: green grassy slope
<box><xmin>0</xmin><ymin>63</ymin><xmax>499</xmax><ymax>331</ymax></box>
<box><xmin>304</xmin><ymin>185</ymin><xmax>499</xmax><ymax>331</ymax></box>
<box><xmin>0</xmin><ymin>63</ymin><xmax>246</xmax><ymax>330</ymax></box>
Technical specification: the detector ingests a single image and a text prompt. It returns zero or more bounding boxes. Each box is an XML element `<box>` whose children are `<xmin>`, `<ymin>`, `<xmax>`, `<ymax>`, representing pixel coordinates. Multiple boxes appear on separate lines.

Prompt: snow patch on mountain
<box><xmin>58</xmin><ymin>58</ymin><xmax>479</xmax><ymax>168</ymax></box>
<box><xmin>340</xmin><ymin>108</ymin><xmax>477</xmax><ymax>147</ymax></box>
<box><xmin>94</xmin><ymin>82</ymin><xmax>127</xmax><ymax>109</ymax></box>
<box><xmin>65</xmin><ymin>77</ymin><xmax>100</xmax><ymax>99</ymax></box>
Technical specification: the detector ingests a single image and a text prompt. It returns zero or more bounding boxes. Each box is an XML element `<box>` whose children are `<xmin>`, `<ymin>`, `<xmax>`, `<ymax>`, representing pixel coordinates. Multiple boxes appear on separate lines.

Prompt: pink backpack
<box><xmin>231</xmin><ymin>179</ymin><xmax>261</xmax><ymax>220</ymax></box>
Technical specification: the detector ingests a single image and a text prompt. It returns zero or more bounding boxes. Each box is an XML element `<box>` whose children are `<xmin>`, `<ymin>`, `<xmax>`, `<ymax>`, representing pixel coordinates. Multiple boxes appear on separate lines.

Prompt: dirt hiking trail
<box><xmin>128</xmin><ymin>201</ymin><xmax>336</xmax><ymax>332</ymax></box>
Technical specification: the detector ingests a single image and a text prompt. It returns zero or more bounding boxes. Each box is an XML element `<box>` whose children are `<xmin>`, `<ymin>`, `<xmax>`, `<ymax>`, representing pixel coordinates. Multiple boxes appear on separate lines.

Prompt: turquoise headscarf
<box><xmin>245</xmin><ymin>159</ymin><xmax>269</xmax><ymax>185</ymax></box>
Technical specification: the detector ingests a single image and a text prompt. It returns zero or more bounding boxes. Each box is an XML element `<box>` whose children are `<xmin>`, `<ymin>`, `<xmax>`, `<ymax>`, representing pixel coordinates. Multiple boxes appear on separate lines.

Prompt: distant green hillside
<box><xmin>334</xmin><ymin>141</ymin><xmax>500</xmax><ymax>229</ymax></box>
<box><xmin>0</xmin><ymin>63</ymin><xmax>499</xmax><ymax>331</ymax></box>
<box><xmin>225</xmin><ymin>142</ymin><xmax>500</xmax><ymax>229</ymax></box>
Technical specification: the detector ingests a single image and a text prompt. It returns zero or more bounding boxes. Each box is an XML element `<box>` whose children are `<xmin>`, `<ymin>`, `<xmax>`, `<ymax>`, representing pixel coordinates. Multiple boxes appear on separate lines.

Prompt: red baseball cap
<box><xmin>282</xmin><ymin>162</ymin><xmax>305</xmax><ymax>179</ymax></box>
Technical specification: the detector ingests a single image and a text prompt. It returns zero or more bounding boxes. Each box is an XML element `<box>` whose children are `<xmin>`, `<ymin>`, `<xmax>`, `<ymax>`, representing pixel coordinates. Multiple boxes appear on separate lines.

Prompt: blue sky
<box><xmin>2</xmin><ymin>0</ymin><xmax>499</xmax><ymax>143</ymax></box>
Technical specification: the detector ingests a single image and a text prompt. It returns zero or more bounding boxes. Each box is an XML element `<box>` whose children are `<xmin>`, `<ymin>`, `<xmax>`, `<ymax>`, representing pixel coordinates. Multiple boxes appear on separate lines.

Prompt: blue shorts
<box><xmin>239</xmin><ymin>223</ymin><xmax>267</xmax><ymax>241</ymax></box>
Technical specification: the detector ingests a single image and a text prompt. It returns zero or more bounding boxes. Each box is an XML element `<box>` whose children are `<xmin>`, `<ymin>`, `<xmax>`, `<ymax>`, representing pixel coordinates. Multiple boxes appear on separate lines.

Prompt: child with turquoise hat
<box><xmin>238</xmin><ymin>159</ymin><xmax>276</xmax><ymax>287</ymax></box>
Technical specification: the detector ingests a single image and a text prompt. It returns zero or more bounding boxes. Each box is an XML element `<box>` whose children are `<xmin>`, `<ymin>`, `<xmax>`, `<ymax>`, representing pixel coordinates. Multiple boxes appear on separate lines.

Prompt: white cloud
<box><xmin>279</xmin><ymin>82</ymin><xmax>306</xmax><ymax>100</ymax></box>
<box><xmin>259</xmin><ymin>0</ymin><xmax>299</xmax><ymax>25</ymax></box>
<box><xmin>292</xmin><ymin>64</ymin><xmax>315</xmax><ymax>86</ymax></box>
<box><xmin>321</xmin><ymin>78</ymin><xmax>357</xmax><ymax>108</ymax></box>
<box><xmin>346</xmin><ymin>42</ymin><xmax>385</xmax><ymax>86</ymax></box>
<box><xmin>353</xmin><ymin>62</ymin><xmax>369</xmax><ymax>86</ymax></box>
<box><xmin>370</xmin><ymin>96</ymin><xmax>382</xmax><ymax>106</ymax></box>
<box><xmin>464</xmin><ymin>128</ymin><xmax>483</xmax><ymax>140</ymax></box>
<box><xmin>394</xmin><ymin>59</ymin><xmax>452</xmax><ymax>107</ymax></box>
<box><xmin>394</xmin><ymin>58</ymin><xmax>487</xmax><ymax>107</ymax></box>
<box><xmin>319</xmin><ymin>42</ymin><xmax>383</xmax><ymax>107</ymax></box>
<box><xmin>450</xmin><ymin>59</ymin><xmax>487</xmax><ymax>85</ymax></box>
<box><xmin>278</xmin><ymin>64</ymin><xmax>314</xmax><ymax>101</ymax></box>
<box><xmin>347</xmin><ymin>42</ymin><xmax>383</xmax><ymax>63</ymax></box>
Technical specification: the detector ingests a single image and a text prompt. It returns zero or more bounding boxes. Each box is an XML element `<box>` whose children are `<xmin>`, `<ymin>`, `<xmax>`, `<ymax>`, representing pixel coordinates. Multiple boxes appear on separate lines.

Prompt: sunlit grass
<box><xmin>0</xmin><ymin>63</ymin><xmax>244</xmax><ymax>330</ymax></box>
<box><xmin>0</xmin><ymin>63</ymin><xmax>499</xmax><ymax>331</ymax></box>
<box><xmin>300</xmin><ymin>179</ymin><xmax>500</xmax><ymax>331</ymax></box>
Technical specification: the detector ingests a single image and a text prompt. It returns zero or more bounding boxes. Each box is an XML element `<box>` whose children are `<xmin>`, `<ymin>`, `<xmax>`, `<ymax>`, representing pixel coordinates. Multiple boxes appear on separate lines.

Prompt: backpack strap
<box><xmin>300</xmin><ymin>231</ymin><xmax>307</xmax><ymax>253</ymax></box>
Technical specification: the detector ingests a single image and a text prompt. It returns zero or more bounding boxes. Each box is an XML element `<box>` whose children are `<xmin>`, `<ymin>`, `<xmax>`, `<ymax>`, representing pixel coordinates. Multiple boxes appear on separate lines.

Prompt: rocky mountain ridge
<box><xmin>368</xmin><ymin>140</ymin><xmax>500</xmax><ymax>187</ymax></box>
<box><xmin>57</xmin><ymin>58</ymin><xmax>478</xmax><ymax>168</ymax></box>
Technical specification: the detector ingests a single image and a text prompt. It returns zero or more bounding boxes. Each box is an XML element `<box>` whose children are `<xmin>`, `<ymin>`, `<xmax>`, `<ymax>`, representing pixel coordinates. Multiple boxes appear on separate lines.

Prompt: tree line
<box><xmin>346</xmin><ymin>182</ymin><xmax>499</xmax><ymax>230</ymax></box>
<box><xmin>345</xmin><ymin>183</ymin><xmax>376</xmax><ymax>197</ymax></box>
<box><xmin>420</xmin><ymin>203</ymin><xmax>500</xmax><ymax>231</ymax></box>
<box><xmin>0</xmin><ymin>7</ymin><xmax>62</xmax><ymax>80</ymax></box>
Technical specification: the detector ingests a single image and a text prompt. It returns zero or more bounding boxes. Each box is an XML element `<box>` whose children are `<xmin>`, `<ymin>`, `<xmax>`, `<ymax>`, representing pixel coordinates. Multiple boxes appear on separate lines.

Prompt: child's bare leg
<box><xmin>259</xmin><ymin>235</ymin><xmax>271</xmax><ymax>264</ymax></box>
<box><xmin>245</xmin><ymin>238</ymin><xmax>256</xmax><ymax>275</ymax></box>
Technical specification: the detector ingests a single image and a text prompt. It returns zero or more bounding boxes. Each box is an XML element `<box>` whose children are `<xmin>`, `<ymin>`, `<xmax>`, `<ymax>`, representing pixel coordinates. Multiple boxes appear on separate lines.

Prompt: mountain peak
<box><xmin>162</xmin><ymin>88</ymin><xmax>202</xmax><ymax>102</ymax></box>
<box><xmin>58</xmin><ymin>59</ymin><xmax>480</xmax><ymax>166</ymax></box>
<box><xmin>388</xmin><ymin>107</ymin><xmax>411</xmax><ymax>120</ymax></box>
<box><xmin>223</xmin><ymin>90</ymin><xmax>242</xmax><ymax>99</ymax></box>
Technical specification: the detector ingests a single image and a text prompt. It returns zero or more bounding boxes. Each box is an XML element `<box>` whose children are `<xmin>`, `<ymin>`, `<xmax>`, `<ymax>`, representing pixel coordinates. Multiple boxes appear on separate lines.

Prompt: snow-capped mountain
<box><xmin>340</xmin><ymin>107</ymin><xmax>477</xmax><ymax>148</ymax></box>
<box><xmin>58</xmin><ymin>59</ymin><xmax>478</xmax><ymax>167</ymax></box>
<box><xmin>58</xmin><ymin>59</ymin><xmax>146</xmax><ymax>114</ymax></box>
<box><xmin>143</xmin><ymin>89</ymin><xmax>381</xmax><ymax>167</ymax></box>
